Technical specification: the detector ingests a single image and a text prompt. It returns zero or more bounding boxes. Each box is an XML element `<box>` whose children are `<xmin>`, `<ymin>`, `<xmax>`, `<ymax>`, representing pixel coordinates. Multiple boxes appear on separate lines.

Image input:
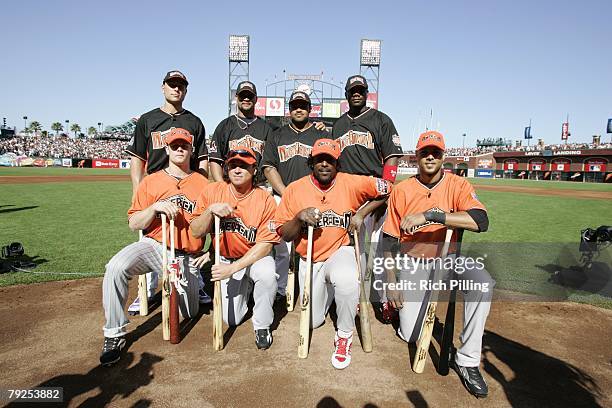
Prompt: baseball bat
<box><xmin>213</xmin><ymin>215</ymin><xmax>224</xmax><ymax>351</ymax></box>
<box><xmin>137</xmin><ymin>230</ymin><xmax>149</xmax><ymax>316</ymax></box>
<box><xmin>298</xmin><ymin>225</ymin><xmax>314</xmax><ymax>359</ymax></box>
<box><xmin>161</xmin><ymin>214</ymin><xmax>170</xmax><ymax>341</ymax></box>
<box><xmin>353</xmin><ymin>230</ymin><xmax>373</xmax><ymax>353</ymax></box>
<box><xmin>169</xmin><ymin>218</ymin><xmax>180</xmax><ymax>344</ymax></box>
<box><xmin>438</xmin><ymin>229</ymin><xmax>464</xmax><ymax>375</ymax></box>
<box><xmin>412</xmin><ymin>228</ymin><xmax>454</xmax><ymax>374</ymax></box>
<box><xmin>286</xmin><ymin>243</ymin><xmax>295</xmax><ymax>311</ymax></box>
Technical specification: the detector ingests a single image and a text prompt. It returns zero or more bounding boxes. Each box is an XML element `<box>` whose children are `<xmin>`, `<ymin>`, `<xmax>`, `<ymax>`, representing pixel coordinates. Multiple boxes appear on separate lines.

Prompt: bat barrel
<box><xmin>298</xmin><ymin>225</ymin><xmax>314</xmax><ymax>359</ymax></box>
<box><xmin>161</xmin><ymin>214</ymin><xmax>170</xmax><ymax>341</ymax></box>
<box><xmin>169</xmin><ymin>219</ymin><xmax>180</xmax><ymax>344</ymax></box>
<box><xmin>353</xmin><ymin>230</ymin><xmax>373</xmax><ymax>353</ymax></box>
<box><xmin>137</xmin><ymin>230</ymin><xmax>149</xmax><ymax>316</ymax></box>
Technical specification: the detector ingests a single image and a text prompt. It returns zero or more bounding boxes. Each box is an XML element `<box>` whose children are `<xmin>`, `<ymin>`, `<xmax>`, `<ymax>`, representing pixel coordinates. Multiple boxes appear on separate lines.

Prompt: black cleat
<box><xmin>255</xmin><ymin>329</ymin><xmax>273</xmax><ymax>350</ymax></box>
<box><xmin>450</xmin><ymin>359</ymin><xmax>488</xmax><ymax>398</ymax></box>
<box><xmin>100</xmin><ymin>336</ymin><xmax>126</xmax><ymax>366</ymax></box>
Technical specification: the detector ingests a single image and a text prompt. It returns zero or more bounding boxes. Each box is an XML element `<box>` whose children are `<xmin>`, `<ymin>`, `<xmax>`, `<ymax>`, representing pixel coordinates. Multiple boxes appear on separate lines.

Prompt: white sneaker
<box><xmin>331</xmin><ymin>331</ymin><xmax>353</xmax><ymax>369</ymax></box>
<box><xmin>127</xmin><ymin>296</ymin><xmax>142</xmax><ymax>314</ymax></box>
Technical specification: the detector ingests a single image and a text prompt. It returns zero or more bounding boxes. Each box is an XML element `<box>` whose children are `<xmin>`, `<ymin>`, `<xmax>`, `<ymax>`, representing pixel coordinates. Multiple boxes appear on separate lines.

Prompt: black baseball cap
<box><xmin>345</xmin><ymin>75</ymin><xmax>368</xmax><ymax>92</ymax></box>
<box><xmin>289</xmin><ymin>91</ymin><xmax>311</xmax><ymax>105</ymax></box>
<box><xmin>163</xmin><ymin>70</ymin><xmax>189</xmax><ymax>86</ymax></box>
<box><xmin>236</xmin><ymin>81</ymin><xmax>257</xmax><ymax>96</ymax></box>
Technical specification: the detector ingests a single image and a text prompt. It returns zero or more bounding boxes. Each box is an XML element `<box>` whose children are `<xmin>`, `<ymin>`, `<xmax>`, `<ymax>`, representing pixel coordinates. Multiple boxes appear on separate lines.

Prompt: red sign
<box><xmin>33</xmin><ymin>158</ymin><xmax>46</xmax><ymax>167</ymax></box>
<box><xmin>366</xmin><ymin>93</ymin><xmax>378</xmax><ymax>109</ymax></box>
<box><xmin>255</xmin><ymin>98</ymin><xmax>267</xmax><ymax>116</ymax></box>
<box><xmin>552</xmin><ymin>159</ymin><xmax>570</xmax><ymax>172</ymax></box>
<box><xmin>584</xmin><ymin>159</ymin><xmax>607</xmax><ymax>172</ymax></box>
<box><xmin>504</xmin><ymin>159</ymin><xmax>518</xmax><ymax>171</ymax></box>
<box><xmin>309</xmin><ymin>105</ymin><xmax>322</xmax><ymax>118</ymax></box>
<box><xmin>92</xmin><ymin>159</ymin><xmax>120</xmax><ymax>168</ymax></box>
<box><xmin>529</xmin><ymin>160</ymin><xmax>546</xmax><ymax>171</ymax></box>
<box><xmin>340</xmin><ymin>100</ymin><xmax>349</xmax><ymax>114</ymax></box>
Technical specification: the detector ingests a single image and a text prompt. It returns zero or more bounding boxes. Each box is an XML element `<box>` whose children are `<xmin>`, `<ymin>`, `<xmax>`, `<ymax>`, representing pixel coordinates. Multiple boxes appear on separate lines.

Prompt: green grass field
<box><xmin>1</xmin><ymin>168</ymin><xmax>611</xmax><ymax>308</ymax></box>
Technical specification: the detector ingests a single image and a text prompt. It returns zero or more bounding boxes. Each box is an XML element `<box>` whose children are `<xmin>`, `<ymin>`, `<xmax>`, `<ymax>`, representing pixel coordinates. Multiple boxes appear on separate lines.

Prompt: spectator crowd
<box><xmin>0</xmin><ymin>136</ymin><xmax>129</xmax><ymax>159</ymax></box>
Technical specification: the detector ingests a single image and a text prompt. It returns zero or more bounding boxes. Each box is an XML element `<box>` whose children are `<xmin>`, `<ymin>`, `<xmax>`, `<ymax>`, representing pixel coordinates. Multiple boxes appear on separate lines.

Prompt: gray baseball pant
<box><xmin>273</xmin><ymin>194</ymin><xmax>290</xmax><ymax>296</ymax></box>
<box><xmin>102</xmin><ymin>237</ymin><xmax>199</xmax><ymax>338</ymax></box>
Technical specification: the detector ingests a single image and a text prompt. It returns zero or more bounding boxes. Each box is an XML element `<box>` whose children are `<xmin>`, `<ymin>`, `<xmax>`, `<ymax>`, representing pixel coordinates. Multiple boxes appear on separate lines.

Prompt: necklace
<box><xmin>235</xmin><ymin>114</ymin><xmax>257</xmax><ymax>130</ymax></box>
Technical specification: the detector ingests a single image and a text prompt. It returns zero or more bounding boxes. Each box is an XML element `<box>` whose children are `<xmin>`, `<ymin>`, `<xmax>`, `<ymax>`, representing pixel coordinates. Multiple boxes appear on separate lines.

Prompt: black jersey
<box><xmin>209</xmin><ymin>115</ymin><xmax>272</xmax><ymax>164</ymax></box>
<box><xmin>125</xmin><ymin>108</ymin><xmax>207</xmax><ymax>174</ymax></box>
<box><xmin>332</xmin><ymin>107</ymin><xmax>403</xmax><ymax>177</ymax></box>
<box><xmin>261</xmin><ymin>123</ymin><xmax>328</xmax><ymax>191</ymax></box>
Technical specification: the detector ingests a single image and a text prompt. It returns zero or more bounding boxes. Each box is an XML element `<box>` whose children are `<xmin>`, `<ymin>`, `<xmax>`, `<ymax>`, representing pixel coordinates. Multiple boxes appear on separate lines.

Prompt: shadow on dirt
<box><xmin>537</xmin><ymin>261</ymin><xmax>612</xmax><ymax>298</ymax></box>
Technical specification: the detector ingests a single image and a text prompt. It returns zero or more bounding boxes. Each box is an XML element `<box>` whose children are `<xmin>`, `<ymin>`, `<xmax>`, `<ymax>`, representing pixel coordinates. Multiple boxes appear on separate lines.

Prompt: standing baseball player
<box><xmin>332</xmin><ymin>74</ymin><xmax>404</xmax><ymax>319</ymax></box>
<box><xmin>190</xmin><ymin>147</ymin><xmax>279</xmax><ymax>350</ymax></box>
<box><xmin>275</xmin><ymin>139</ymin><xmax>392</xmax><ymax>369</ymax></box>
<box><xmin>125</xmin><ymin>70</ymin><xmax>210</xmax><ymax>313</ymax></box>
<box><xmin>100</xmin><ymin>128</ymin><xmax>207</xmax><ymax>366</ymax></box>
<box><xmin>382</xmin><ymin>131</ymin><xmax>495</xmax><ymax>397</ymax></box>
<box><xmin>262</xmin><ymin>90</ymin><xmax>329</xmax><ymax>303</ymax></box>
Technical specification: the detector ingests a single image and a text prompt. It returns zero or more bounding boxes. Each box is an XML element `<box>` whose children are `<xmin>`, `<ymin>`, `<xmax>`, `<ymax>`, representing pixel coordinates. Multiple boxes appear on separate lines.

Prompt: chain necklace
<box><xmin>235</xmin><ymin>114</ymin><xmax>257</xmax><ymax>130</ymax></box>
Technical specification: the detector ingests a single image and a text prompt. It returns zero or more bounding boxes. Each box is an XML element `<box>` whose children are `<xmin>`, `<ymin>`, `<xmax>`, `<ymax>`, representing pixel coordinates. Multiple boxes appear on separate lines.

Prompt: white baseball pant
<box><xmin>273</xmin><ymin>194</ymin><xmax>290</xmax><ymax>296</ymax></box>
<box><xmin>357</xmin><ymin>209</ymin><xmax>387</xmax><ymax>303</ymax></box>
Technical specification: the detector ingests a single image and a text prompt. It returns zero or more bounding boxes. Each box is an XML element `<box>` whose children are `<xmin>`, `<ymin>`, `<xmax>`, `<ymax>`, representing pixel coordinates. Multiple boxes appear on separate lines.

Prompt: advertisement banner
<box><xmin>366</xmin><ymin>93</ymin><xmax>378</xmax><ymax>109</ymax></box>
<box><xmin>33</xmin><ymin>158</ymin><xmax>46</xmax><ymax>167</ymax></box>
<box><xmin>322</xmin><ymin>101</ymin><xmax>341</xmax><ymax>118</ymax></box>
<box><xmin>92</xmin><ymin>159</ymin><xmax>120</xmax><ymax>168</ymax></box>
<box><xmin>607</xmin><ymin>118</ymin><xmax>612</xmax><ymax>134</ymax></box>
<box><xmin>524</xmin><ymin>126</ymin><xmax>532</xmax><ymax>139</ymax></box>
<box><xmin>467</xmin><ymin>169</ymin><xmax>475</xmax><ymax>178</ymax></box>
<box><xmin>477</xmin><ymin>158</ymin><xmax>493</xmax><ymax>169</ymax></box>
<box><xmin>0</xmin><ymin>153</ymin><xmax>17</xmax><ymax>167</ymax></box>
<box><xmin>266</xmin><ymin>97</ymin><xmax>284</xmax><ymax>117</ymax></box>
<box><xmin>529</xmin><ymin>160</ymin><xmax>546</xmax><ymax>171</ymax></box>
<box><xmin>18</xmin><ymin>157</ymin><xmax>34</xmax><ymax>166</ymax></box>
<box><xmin>476</xmin><ymin>169</ymin><xmax>494</xmax><ymax>178</ymax></box>
<box><xmin>255</xmin><ymin>98</ymin><xmax>267</xmax><ymax>117</ymax></box>
<box><xmin>120</xmin><ymin>159</ymin><xmax>131</xmax><ymax>169</ymax></box>
<box><xmin>309</xmin><ymin>105</ymin><xmax>322</xmax><ymax>118</ymax></box>
<box><xmin>561</xmin><ymin>122</ymin><xmax>569</xmax><ymax>140</ymax></box>
<box><xmin>340</xmin><ymin>100</ymin><xmax>349</xmax><ymax>114</ymax></box>
<box><xmin>504</xmin><ymin>159</ymin><xmax>518</xmax><ymax>171</ymax></box>
<box><xmin>62</xmin><ymin>158</ymin><xmax>72</xmax><ymax>167</ymax></box>
<box><xmin>551</xmin><ymin>159</ymin><xmax>570</xmax><ymax>172</ymax></box>
<box><xmin>584</xmin><ymin>159</ymin><xmax>607</xmax><ymax>172</ymax></box>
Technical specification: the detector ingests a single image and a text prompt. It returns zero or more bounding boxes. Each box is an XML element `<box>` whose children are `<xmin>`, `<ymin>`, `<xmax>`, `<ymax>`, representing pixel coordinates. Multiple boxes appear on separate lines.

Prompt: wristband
<box><xmin>382</xmin><ymin>164</ymin><xmax>398</xmax><ymax>182</ymax></box>
<box><xmin>424</xmin><ymin>211</ymin><xmax>446</xmax><ymax>224</ymax></box>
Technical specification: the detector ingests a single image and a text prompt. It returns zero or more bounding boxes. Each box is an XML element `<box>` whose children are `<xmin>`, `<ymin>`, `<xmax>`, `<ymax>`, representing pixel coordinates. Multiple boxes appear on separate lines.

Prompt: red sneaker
<box><xmin>331</xmin><ymin>331</ymin><xmax>353</xmax><ymax>369</ymax></box>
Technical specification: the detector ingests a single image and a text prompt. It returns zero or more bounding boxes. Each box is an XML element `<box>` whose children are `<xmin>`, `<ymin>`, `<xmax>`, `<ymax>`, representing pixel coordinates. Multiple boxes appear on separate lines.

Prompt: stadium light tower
<box><xmin>23</xmin><ymin>116</ymin><xmax>27</xmax><ymax>132</ymax></box>
<box><xmin>228</xmin><ymin>34</ymin><xmax>250</xmax><ymax>115</ymax></box>
<box><xmin>359</xmin><ymin>39</ymin><xmax>381</xmax><ymax>106</ymax></box>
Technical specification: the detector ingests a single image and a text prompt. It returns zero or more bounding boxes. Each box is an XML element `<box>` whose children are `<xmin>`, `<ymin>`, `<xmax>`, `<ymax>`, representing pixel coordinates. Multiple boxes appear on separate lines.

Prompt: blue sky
<box><xmin>2</xmin><ymin>0</ymin><xmax>610</xmax><ymax>149</ymax></box>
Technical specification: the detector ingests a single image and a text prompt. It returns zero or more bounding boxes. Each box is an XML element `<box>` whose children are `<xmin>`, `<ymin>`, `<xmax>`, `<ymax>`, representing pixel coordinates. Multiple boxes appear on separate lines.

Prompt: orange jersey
<box><xmin>275</xmin><ymin>173</ymin><xmax>393</xmax><ymax>262</ymax></box>
<box><xmin>192</xmin><ymin>182</ymin><xmax>279</xmax><ymax>259</ymax></box>
<box><xmin>128</xmin><ymin>170</ymin><xmax>208</xmax><ymax>253</ymax></box>
<box><xmin>383</xmin><ymin>173</ymin><xmax>486</xmax><ymax>257</ymax></box>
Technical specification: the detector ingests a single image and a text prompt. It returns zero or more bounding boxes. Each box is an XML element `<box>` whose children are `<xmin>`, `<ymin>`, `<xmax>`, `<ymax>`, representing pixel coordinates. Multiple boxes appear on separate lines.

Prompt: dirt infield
<box><xmin>474</xmin><ymin>184</ymin><xmax>612</xmax><ymax>200</ymax></box>
<box><xmin>0</xmin><ymin>279</ymin><xmax>610</xmax><ymax>407</ymax></box>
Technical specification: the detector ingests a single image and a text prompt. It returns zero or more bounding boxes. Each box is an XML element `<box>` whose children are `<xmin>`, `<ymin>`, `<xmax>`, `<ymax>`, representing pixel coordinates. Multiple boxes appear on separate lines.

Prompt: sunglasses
<box><xmin>165</xmin><ymin>81</ymin><xmax>186</xmax><ymax>90</ymax></box>
<box><xmin>168</xmin><ymin>143</ymin><xmax>191</xmax><ymax>151</ymax></box>
<box><xmin>229</xmin><ymin>149</ymin><xmax>255</xmax><ymax>158</ymax></box>
<box><xmin>417</xmin><ymin>148</ymin><xmax>444</xmax><ymax>159</ymax></box>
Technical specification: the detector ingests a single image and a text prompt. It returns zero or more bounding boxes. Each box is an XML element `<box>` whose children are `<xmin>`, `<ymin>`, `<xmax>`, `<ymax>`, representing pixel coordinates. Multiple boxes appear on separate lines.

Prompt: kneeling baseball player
<box><xmin>190</xmin><ymin>147</ymin><xmax>279</xmax><ymax>350</ymax></box>
<box><xmin>382</xmin><ymin>131</ymin><xmax>495</xmax><ymax>397</ymax></box>
<box><xmin>275</xmin><ymin>139</ymin><xmax>392</xmax><ymax>369</ymax></box>
<box><xmin>100</xmin><ymin>128</ymin><xmax>208</xmax><ymax>366</ymax></box>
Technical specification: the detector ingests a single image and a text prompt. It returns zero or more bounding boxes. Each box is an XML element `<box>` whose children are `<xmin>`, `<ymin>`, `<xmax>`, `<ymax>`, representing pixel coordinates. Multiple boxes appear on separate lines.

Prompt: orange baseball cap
<box><xmin>311</xmin><ymin>138</ymin><xmax>341</xmax><ymax>160</ymax></box>
<box><xmin>227</xmin><ymin>146</ymin><xmax>257</xmax><ymax>165</ymax></box>
<box><xmin>416</xmin><ymin>130</ymin><xmax>446</xmax><ymax>151</ymax></box>
<box><xmin>164</xmin><ymin>128</ymin><xmax>193</xmax><ymax>145</ymax></box>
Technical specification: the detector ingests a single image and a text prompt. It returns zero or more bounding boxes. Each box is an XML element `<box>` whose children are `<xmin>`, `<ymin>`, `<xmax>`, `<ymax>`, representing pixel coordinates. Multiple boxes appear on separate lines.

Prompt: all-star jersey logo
<box><xmin>376</xmin><ymin>178</ymin><xmax>392</xmax><ymax>195</ymax></box>
<box><xmin>278</xmin><ymin>142</ymin><xmax>313</xmax><ymax>162</ymax></box>
<box><xmin>392</xmin><ymin>134</ymin><xmax>402</xmax><ymax>147</ymax></box>
<box><xmin>409</xmin><ymin>207</ymin><xmax>446</xmax><ymax>235</ymax></box>
<box><xmin>222</xmin><ymin>217</ymin><xmax>257</xmax><ymax>243</ymax></box>
<box><xmin>336</xmin><ymin>130</ymin><xmax>374</xmax><ymax>151</ymax></box>
<box><xmin>208</xmin><ymin>139</ymin><xmax>217</xmax><ymax>153</ymax></box>
<box><xmin>229</xmin><ymin>135</ymin><xmax>264</xmax><ymax>155</ymax></box>
<box><xmin>163</xmin><ymin>194</ymin><xmax>196</xmax><ymax>214</ymax></box>
<box><xmin>151</xmin><ymin>128</ymin><xmax>175</xmax><ymax>150</ymax></box>
<box><xmin>301</xmin><ymin>210</ymin><xmax>353</xmax><ymax>232</ymax></box>
<box><xmin>268</xmin><ymin>220</ymin><xmax>277</xmax><ymax>233</ymax></box>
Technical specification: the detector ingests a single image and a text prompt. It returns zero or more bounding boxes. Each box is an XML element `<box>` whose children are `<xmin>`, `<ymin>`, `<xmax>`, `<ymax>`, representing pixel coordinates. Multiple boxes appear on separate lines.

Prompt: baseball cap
<box><xmin>163</xmin><ymin>70</ymin><xmax>189</xmax><ymax>86</ymax></box>
<box><xmin>311</xmin><ymin>139</ymin><xmax>341</xmax><ymax>160</ymax></box>
<box><xmin>289</xmin><ymin>91</ymin><xmax>311</xmax><ymax>105</ymax></box>
<box><xmin>345</xmin><ymin>75</ymin><xmax>368</xmax><ymax>92</ymax></box>
<box><xmin>236</xmin><ymin>81</ymin><xmax>257</xmax><ymax>97</ymax></box>
<box><xmin>227</xmin><ymin>146</ymin><xmax>257</xmax><ymax>165</ymax></box>
<box><xmin>164</xmin><ymin>128</ymin><xmax>193</xmax><ymax>145</ymax></box>
<box><xmin>416</xmin><ymin>130</ymin><xmax>446</xmax><ymax>151</ymax></box>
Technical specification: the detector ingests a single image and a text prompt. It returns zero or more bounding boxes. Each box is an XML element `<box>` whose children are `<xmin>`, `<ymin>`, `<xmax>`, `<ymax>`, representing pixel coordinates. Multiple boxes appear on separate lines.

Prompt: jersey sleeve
<box><xmin>209</xmin><ymin>120</ymin><xmax>226</xmax><ymax>163</ymax></box>
<box><xmin>352</xmin><ymin>175</ymin><xmax>393</xmax><ymax>202</ymax></box>
<box><xmin>455</xmin><ymin>178</ymin><xmax>487</xmax><ymax>212</ymax></box>
<box><xmin>256</xmin><ymin>194</ymin><xmax>281</xmax><ymax>244</ymax></box>
<box><xmin>274</xmin><ymin>185</ymin><xmax>297</xmax><ymax>230</ymax></box>
<box><xmin>127</xmin><ymin>176</ymin><xmax>153</xmax><ymax>219</ymax></box>
<box><xmin>125</xmin><ymin>116</ymin><xmax>147</xmax><ymax>161</ymax></box>
<box><xmin>194</xmin><ymin>118</ymin><xmax>208</xmax><ymax>160</ymax></box>
<box><xmin>382</xmin><ymin>186</ymin><xmax>404</xmax><ymax>238</ymax></box>
<box><xmin>378</xmin><ymin>113</ymin><xmax>403</xmax><ymax>161</ymax></box>
<box><xmin>189</xmin><ymin>183</ymin><xmax>214</xmax><ymax>221</ymax></box>
<box><xmin>261</xmin><ymin>129</ymin><xmax>280</xmax><ymax>169</ymax></box>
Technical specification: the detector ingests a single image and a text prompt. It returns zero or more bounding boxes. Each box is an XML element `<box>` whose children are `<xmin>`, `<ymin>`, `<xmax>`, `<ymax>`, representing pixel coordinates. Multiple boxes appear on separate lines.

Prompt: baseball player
<box><xmin>382</xmin><ymin>131</ymin><xmax>494</xmax><ymax>397</ymax></box>
<box><xmin>100</xmin><ymin>128</ymin><xmax>207</xmax><ymax>366</ymax></box>
<box><xmin>190</xmin><ymin>147</ymin><xmax>279</xmax><ymax>350</ymax></box>
<box><xmin>332</xmin><ymin>74</ymin><xmax>404</xmax><ymax>320</ymax></box>
<box><xmin>261</xmin><ymin>90</ymin><xmax>329</xmax><ymax>302</ymax></box>
<box><xmin>125</xmin><ymin>70</ymin><xmax>210</xmax><ymax>312</ymax></box>
<box><xmin>275</xmin><ymin>139</ymin><xmax>393</xmax><ymax>369</ymax></box>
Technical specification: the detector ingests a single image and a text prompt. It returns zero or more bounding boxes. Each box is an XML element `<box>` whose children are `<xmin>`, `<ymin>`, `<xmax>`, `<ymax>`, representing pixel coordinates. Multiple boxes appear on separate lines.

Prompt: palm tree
<box><xmin>70</xmin><ymin>123</ymin><xmax>81</xmax><ymax>138</ymax></box>
<box><xmin>29</xmin><ymin>121</ymin><xmax>42</xmax><ymax>136</ymax></box>
<box><xmin>51</xmin><ymin>122</ymin><xmax>63</xmax><ymax>136</ymax></box>
<box><xmin>87</xmin><ymin>126</ymin><xmax>97</xmax><ymax>138</ymax></box>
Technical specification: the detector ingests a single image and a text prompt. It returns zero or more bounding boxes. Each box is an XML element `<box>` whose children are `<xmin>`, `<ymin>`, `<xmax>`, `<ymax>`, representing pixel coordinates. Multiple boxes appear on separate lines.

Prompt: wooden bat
<box><xmin>412</xmin><ymin>228</ymin><xmax>454</xmax><ymax>373</ymax></box>
<box><xmin>213</xmin><ymin>215</ymin><xmax>224</xmax><ymax>351</ymax></box>
<box><xmin>353</xmin><ymin>231</ymin><xmax>373</xmax><ymax>353</ymax></box>
<box><xmin>298</xmin><ymin>225</ymin><xmax>314</xmax><ymax>359</ymax></box>
<box><xmin>161</xmin><ymin>214</ymin><xmax>170</xmax><ymax>341</ymax></box>
<box><xmin>169</xmin><ymin>218</ymin><xmax>180</xmax><ymax>344</ymax></box>
<box><xmin>286</xmin><ymin>243</ymin><xmax>295</xmax><ymax>311</ymax></box>
<box><xmin>137</xmin><ymin>230</ymin><xmax>149</xmax><ymax>316</ymax></box>
<box><xmin>438</xmin><ymin>229</ymin><xmax>464</xmax><ymax>375</ymax></box>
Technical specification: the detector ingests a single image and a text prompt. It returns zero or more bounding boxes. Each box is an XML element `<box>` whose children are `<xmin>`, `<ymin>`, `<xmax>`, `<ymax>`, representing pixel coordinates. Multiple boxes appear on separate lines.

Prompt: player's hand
<box><xmin>152</xmin><ymin>201</ymin><xmax>180</xmax><ymax>219</ymax></box>
<box><xmin>297</xmin><ymin>207</ymin><xmax>321</xmax><ymax>227</ymax></box>
<box><xmin>190</xmin><ymin>252</ymin><xmax>211</xmax><ymax>269</ymax></box>
<box><xmin>313</xmin><ymin>121</ymin><xmax>326</xmax><ymax>131</ymax></box>
<box><xmin>400</xmin><ymin>213</ymin><xmax>427</xmax><ymax>235</ymax></box>
<box><xmin>208</xmin><ymin>203</ymin><xmax>233</xmax><ymax>218</ymax></box>
<box><xmin>348</xmin><ymin>213</ymin><xmax>364</xmax><ymax>234</ymax></box>
<box><xmin>211</xmin><ymin>263</ymin><xmax>236</xmax><ymax>281</ymax></box>
<box><xmin>386</xmin><ymin>288</ymin><xmax>404</xmax><ymax>309</ymax></box>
